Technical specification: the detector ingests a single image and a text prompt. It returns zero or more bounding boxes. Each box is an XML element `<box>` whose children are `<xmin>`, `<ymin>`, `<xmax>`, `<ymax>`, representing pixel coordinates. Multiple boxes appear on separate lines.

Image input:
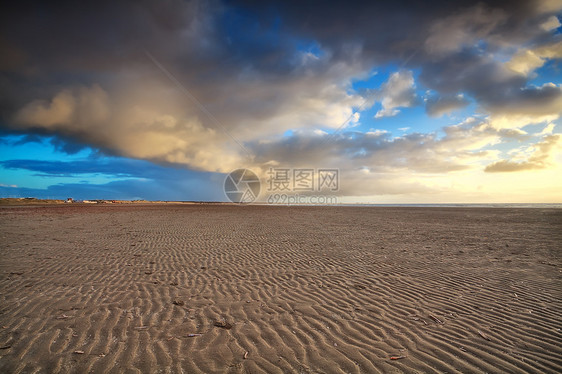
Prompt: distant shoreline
<box><xmin>1</xmin><ymin>198</ymin><xmax>560</xmax><ymax>208</ymax></box>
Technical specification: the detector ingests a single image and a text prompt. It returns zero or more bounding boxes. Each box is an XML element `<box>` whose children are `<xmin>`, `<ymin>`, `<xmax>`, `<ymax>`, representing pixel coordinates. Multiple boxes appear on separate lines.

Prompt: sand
<box><xmin>0</xmin><ymin>205</ymin><xmax>560</xmax><ymax>373</ymax></box>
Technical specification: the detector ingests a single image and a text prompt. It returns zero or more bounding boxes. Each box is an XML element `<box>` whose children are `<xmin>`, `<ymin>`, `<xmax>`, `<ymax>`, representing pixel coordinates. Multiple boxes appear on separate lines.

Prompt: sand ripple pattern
<box><xmin>0</xmin><ymin>205</ymin><xmax>561</xmax><ymax>373</ymax></box>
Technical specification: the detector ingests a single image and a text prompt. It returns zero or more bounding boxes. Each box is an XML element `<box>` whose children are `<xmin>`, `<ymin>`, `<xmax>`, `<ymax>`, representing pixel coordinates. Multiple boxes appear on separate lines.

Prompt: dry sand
<box><xmin>0</xmin><ymin>205</ymin><xmax>560</xmax><ymax>373</ymax></box>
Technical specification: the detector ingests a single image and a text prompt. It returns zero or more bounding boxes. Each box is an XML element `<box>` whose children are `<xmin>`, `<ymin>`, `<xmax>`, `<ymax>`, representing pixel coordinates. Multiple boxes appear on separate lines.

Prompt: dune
<box><xmin>0</xmin><ymin>205</ymin><xmax>560</xmax><ymax>373</ymax></box>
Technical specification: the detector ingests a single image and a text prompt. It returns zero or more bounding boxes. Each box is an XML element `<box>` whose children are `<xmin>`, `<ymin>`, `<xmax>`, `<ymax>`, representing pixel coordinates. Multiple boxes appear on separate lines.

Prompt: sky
<box><xmin>1</xmin><ymin>0</ymin><xmax>561</xmax><ymax>203</ymax></box>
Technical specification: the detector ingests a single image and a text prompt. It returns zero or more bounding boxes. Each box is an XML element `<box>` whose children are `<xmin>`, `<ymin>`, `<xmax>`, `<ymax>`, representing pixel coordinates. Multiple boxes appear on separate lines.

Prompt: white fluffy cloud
<box><xmin>485</xmin><ymin>134</ymin><xmax>562</xmax><ymax>172</ymax></box>
<box><xmin>506</xmin><ymin>39</ymin><xmax>562</xmax><ymax>76</ymax></box>
<box><xmin>374</xmin><ymin>70</ymin><xmax>417</xmax><ymax>118</ymax></box>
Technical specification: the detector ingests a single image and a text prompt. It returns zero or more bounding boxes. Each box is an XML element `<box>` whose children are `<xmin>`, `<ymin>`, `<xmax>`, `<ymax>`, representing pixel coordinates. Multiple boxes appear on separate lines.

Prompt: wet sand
<box><xmin>0</xmin><ymin>205</ymin><xmax>561</xmax><ymax>373</ymax></box>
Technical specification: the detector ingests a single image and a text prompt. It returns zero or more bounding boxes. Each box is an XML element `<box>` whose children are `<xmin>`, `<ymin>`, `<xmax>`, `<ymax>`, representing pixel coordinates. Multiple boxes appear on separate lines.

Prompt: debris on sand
<box><xmin>478</xmin><ymin>330</ymin><xmax>491</xmax><ymax>341</ymax></box>
<box><xmin>134</xmin><ymin>326</ymin><xmax>149</xmax><ymax>330</ymax></box>
<box><xmin>243</xmin><ymin>351</ymin><xmax>249</xmax><ymax>359</ymax></box>
<box><xmin>74</xmin><ymin>350</ymin><xmax>85</xmax><ymax>354</ymax></box>
<box><xmin>214</xmin><ymin>320</ymin><xmax>233</xmax><ymax>329</ymax></box>
<box><xmin>187</xmin><ymin>333</ymin><xmax>203</xmax><ymax>337</ymax></box>
<box><xmin>429</xmin><ymin>314</ymin><xmax>443</xmax><ymax>324</ymax></box>
<box><xmin>412</xmin><ymin>316</ymin><xmax>428</xmax><ymax>325</ymax></box>
<box><xmin>390</xmin><ymin>355</ymin><xmax>406</xmax><ymax>360</ymax></box>
<box><xmin>172</xmin><ymin>299</ymin><xmax>184</xmax><ymax>306</ymax></box>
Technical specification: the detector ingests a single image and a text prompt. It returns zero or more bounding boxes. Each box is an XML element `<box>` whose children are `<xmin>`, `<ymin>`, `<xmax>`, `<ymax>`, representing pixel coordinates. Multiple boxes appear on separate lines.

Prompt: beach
<box><xmin>0</xmin><ymin>205</ymin><xmax>560</xmax><ymax>373</ymax></box>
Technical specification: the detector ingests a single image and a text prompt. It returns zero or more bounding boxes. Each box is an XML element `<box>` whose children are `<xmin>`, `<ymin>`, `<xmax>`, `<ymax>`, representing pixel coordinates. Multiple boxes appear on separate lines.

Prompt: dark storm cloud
<box><xmin>280</xmin><ymin>0</ymin><xmax>562</xmax><ymax>122</ymax></box>
<box><xmin>2</xmin><ymin>0</ymin><xmax>557</xmax><ymax>110</ymax></box>
<box><xmin>1</xmin><ymin>0</ymin><xmax>561</xmax><ymax>183</ymax></box>
<box><xmin>419</xmin><ymin>52</ymin><xmax>562</xmax><ymax>119</ymax></box>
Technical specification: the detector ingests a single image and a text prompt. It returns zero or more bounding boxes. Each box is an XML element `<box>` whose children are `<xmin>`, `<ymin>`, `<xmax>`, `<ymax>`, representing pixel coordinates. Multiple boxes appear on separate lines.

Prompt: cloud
<box><xmin>506</xmin><ymin>38</ymin><xmax>562</xmax><ymax>76</ymax></box>
<box><xmin>537</xmin><ymin>123</ymin><xmax>556</xmax><ymax>135</ymax></box>
<box><xmin>374</xmin><ymin>70</ymin><xmax>418</xmax><ymax>118</ymax></box>
<box><xmin>251</xmin><ymin>119</ymin><xmax>512</xmax><ymax>177</ymax></box>
<box><xmin>425</xmin><ymin>94</ymin><xmax>470</xmax><ymax>117</ymax></box>
<box><xmin>14</xmin><ymin>85</ymin><xmax>110</xmax><ymax>128</ymax></box>
<box><xmin>10</xmin><ymin>84</ymin><xmax>245</xmax><ymax>173</ymax></box>
<box><xmin>485</xmin><ymin>134</ymin><xmax>561</xmax><ymax>172</ymax></box>
<box><xmin>3</xmin><ymin>1</ymin><xmax>558</xmax><ymax>135</ymax></box>
<box><xmin>14</xmin><ymin>90</ymin><xmax>76</xmax><ymax>127</ymax></box>
<box><xmin>244</xmin><ymin>117</ymin><xmax>546</xmax><ymax>197</ymax></box>
<box><xmin>419</xmin><ymin>52</ymin><xmax>523</xmax><ymax>103</ymax></box>
<box><xmin>425</xmin><ymin>3</ymin><xmax>507</xmax><ymax>55</ymax></box>
<box><xmin>485</xmin><ymin>83</ymin><xmax>562</xmax><ymax>126</ymax></box>
<box><xmin>536</xmin><ymin>1</ymin><xmax>562</xmax><ymax>14</ymax></box>
<box><xmin>420</xmin><ymin>51</ymin><xmax>562</xmax><ymax>129</ymax></box>
<box><xmin>1</xmin><ymin>0</ymin><xmax>562</xmax><ymax>201</ymax></box>
<box><xmin>540</xmin><ymin>15</ymin><xmax>561</xmax><ymax>31</ymax></box>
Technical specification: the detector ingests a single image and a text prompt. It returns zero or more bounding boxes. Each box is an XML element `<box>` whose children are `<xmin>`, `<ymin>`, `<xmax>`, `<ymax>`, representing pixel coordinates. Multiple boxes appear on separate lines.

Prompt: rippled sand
<box><xmin>0</xmin><ymin>205</ymin><xmax>560</xmax><ymax>373</ymax></box>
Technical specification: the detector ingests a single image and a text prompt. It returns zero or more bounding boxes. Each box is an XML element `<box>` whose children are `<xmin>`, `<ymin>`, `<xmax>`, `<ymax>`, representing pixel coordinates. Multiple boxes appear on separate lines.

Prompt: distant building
<box><xmin>65</xmin><ymin>198</ymin><xmax>73</xmax><ymax>203</ymax></box>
